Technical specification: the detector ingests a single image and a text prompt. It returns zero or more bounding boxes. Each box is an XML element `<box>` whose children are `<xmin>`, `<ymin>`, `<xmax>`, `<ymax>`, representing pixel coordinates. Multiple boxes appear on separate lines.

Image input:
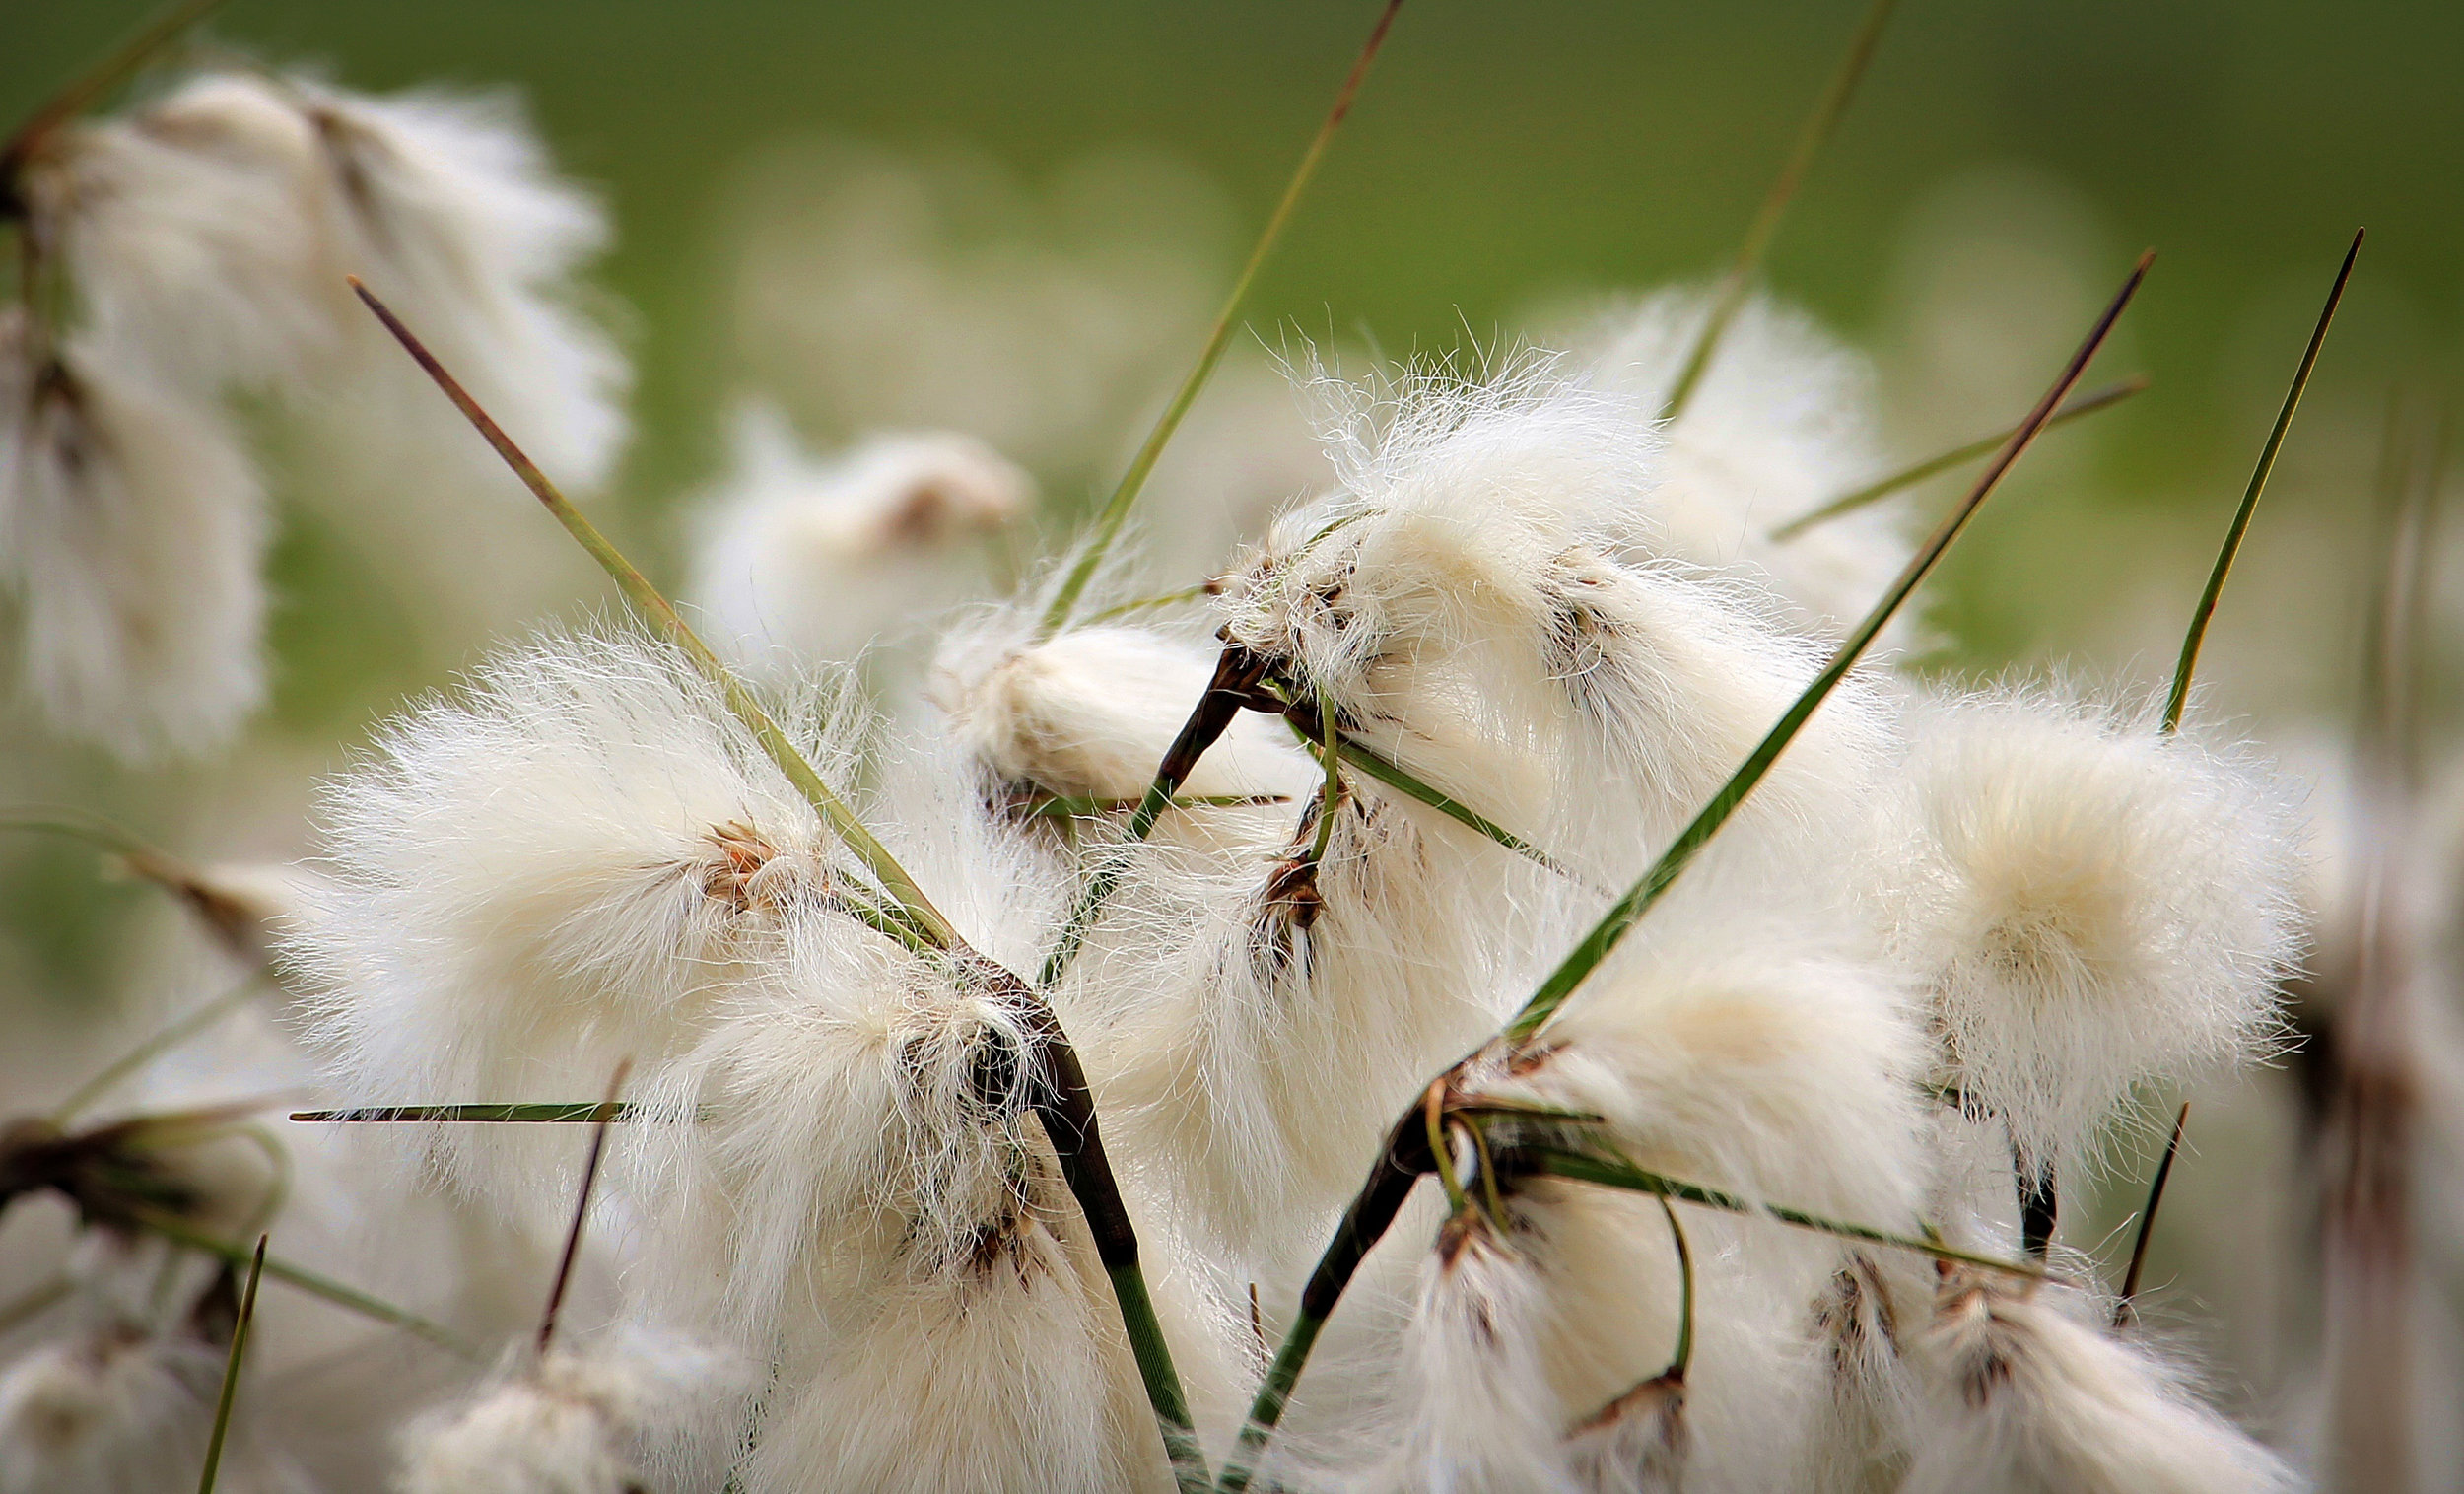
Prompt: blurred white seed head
<box><xmin>0</xmin><ymin>1330</ymin><xmax>223</xmax><ymax>1494</ymax></box>
<box><xmin>1899</xmin><ymin>1271</ymin><xmax>2298</xmax><ymax>1494</ymax></box>
<box><xmin>289</xmin><ymin>629</ymin><xmax>868</xmax><ymax>1226</ymax></box>
<box><xmin>691</xmin><ymin>406</ymin><xmax>1034</xmax><ymax>672</ymax></box>
<box><xmin>1583</xmin><ymin>288</ymin><xmax>1913</xmax><ymax>644</ymax></box>
<box><xmin>0</xmin><ymin>320</ymin><xmax>267</xmax><ymax>758</ymax></box>
<box><xmin>289</xmin><ymin>75</ymin><xmax>630</xmax><ymax>492</ymax></box>
<box><xmin>1881</xmin><ymin>688</ymin><xmax>2305</xmax><ymax>1177</ymax></box>
<box><xmin>398</xmin><ymin>1329</ymin><xmax>733</xmax><ymax>1494</ymax></box>
<box><xmin>23</xmin><ymin>71</ymin><xmax>335</xmax><ymax>393</ymax></box>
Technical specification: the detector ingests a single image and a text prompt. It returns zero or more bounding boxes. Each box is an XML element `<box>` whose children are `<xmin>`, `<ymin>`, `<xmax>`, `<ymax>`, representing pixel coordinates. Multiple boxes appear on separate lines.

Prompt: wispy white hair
<box><xmin>0</xmin><ymin>323</ymin><xmax>267</xmax><ymax>758</ymax></box>
<box><xmin>1212</xmin><ymin>357</ymin><xmax>1895</xmax><ymax>889</ymax></box>
<box><xmin>1358</xmin><ymin>1211</ymin><xmax>1580</xmax><ymax>1494</ymax></box>
<box><xmin>1582</xmin><ymin>288</ymin><xmax>1911</xmax><ymax>643</ymax></box>
<box><xmin>1899</xmin><ymin>1272</ymin><xmax>2298</xmax><ymax>1494</ymax></box>
<box><xmin>289</xmin><ymin>628</ymin><xmax>871</xmax><ymax>1229</ymax></box>
<box><xmin>1880</xmin><ymin>687</ymin><xmax>2303</xmax><ymax>1177</ymax></box>
<box><xmin>691</xmin><ymin>406</ymin><xmax>1034</xmax><ymax>673</ymax></box>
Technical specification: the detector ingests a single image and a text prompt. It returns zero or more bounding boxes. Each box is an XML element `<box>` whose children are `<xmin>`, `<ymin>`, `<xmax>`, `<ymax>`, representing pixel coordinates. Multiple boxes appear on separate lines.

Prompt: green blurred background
<box><xmin>7</xmin><ymin>0</ymin><xmax>2458</xmax><ymax>1447</ymax></box>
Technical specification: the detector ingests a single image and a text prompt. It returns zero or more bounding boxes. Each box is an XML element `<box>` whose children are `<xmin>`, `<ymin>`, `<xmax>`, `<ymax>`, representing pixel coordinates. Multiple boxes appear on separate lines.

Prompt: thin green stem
<box><xmin>194</xmin><ymin>1233</ymin><xmax>264</xmax><ymax>1494</ymax></box>
<box><xmin>1039</xmin><ymin>0</ymin><xmax>1403</xmax><ymax>636</ymax></box>
<box><xmin>1018</xmin><ymin>792</ymin><xmax>1286</xmax><ymax>819</ymax></box>
<box><xmin>2163</xmin><ymin>228</ymin><xmax>2361</xmax><ymax>732</ymax></box>
<box><xmin>1768</xmin><ymin>376</ymin><xmax>2148</xmax><ymax>542</ymax></box>
<box><xmin>2116</xmin><ymin>1102</ymin><xmax>2189</xmax><ymax>1324</ymax></box>
<box><xmin>350</xmin><ymin>280</ymin><xmax>952</xmax><ymax>954</ymax></box>
<box><xmin>1507</xmin><ymin>251</ymin><xmax>2152</xmax><ymax>1043</ymax></box>
<box><xmin>128</xmin><ymin>1205</ymin><xmax>479</xmax><ymax>1358</ymax></box>
<box><xmin>1521</xmin><ymin>1147</ymin><xmax>2042</xmax><ymax>1280</ymax></box>
<box><xmin>1655</xmin><ymin>0</ymin><xmax>1898</xmax><ymax>424</ymax></box>
<box><xmin>1084</xmin><ymin>584</ymin><xmax>1216</xmax><ymax>625</ymax></box>
<box><xmin>1306</xmin><ymin>692</ymin><xmax>1342</xmax><ymax>866</ymax></box>
<box><xmin>1656</xmin><ymin>1192</ymin><xmax>1693</xmax><ymax>1379</ymax></box>
<box><xmin>1426</xmin><ymin>1083</ymin><xmax>1467</xmax><ymax>1215</ymax></box>
<box><xmin>1282</xmin><ymin>712</ymin><xmax>1575</xmax><ymax>879</ymax></box>
<box><xmin>1109</xmin><ymin>1263</ymin><xmax>1208</xmax><ymax>1491</ymax></box>
<box><xmin>52</xmin><ymin>976</ymin><xmax>266</xmax><ymax>1125</ymax></box>
<box><xmin>288</xmin><ymin>1103</ymin><xmax>686</xmax><ymax>1123</ymax></box>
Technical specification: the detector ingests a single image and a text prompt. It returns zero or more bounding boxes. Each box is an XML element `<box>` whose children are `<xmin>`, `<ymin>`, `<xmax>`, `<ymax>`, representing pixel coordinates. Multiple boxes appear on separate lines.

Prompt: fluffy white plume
<box><xmin>619</xmin><ymin>870</ymin><xmax>1179</xmax><ymax>1489</ymax></box>
<box><xmin>23</xmin><ymin>73</ymin><xmax>336</xmax><ymax>393</ymax></box>
<box><xmin>0</xmin><ymin>321</ymin><xmax>267</xmax><ymax>758</ymax></box>
<box><xmin>1582</xmin><ymin>289</ymin><xmax>1911</xmax><ymax>643</ymax></box>
<box><xmin>289</xmin><ymin>629</ymin><xmax>869</xmax><ymax>1227</ymax></box>
<box><xmin>1492</xmin><ymin>935</ymin><xmax>1930</xmax><ymax>1227</ymax></box>
<box><xmin>398</xmin><ymin>1330</ymin><xmax>733</xmax><ymax>1494</ymax></box>
<box><xmin>1212</xmin><ymin>359</ymin><xmax>1894</xmax><ymax>887</ymax></box>
<box><xmin>1360</xmin><ymin>1213</ymin><xmax>1580</xmax><ymax>1494</ymax></box>
<box><xmin>1880</xmin><ymin>688</ymin><xmax>2303</xmax><ymax>1176</ymax></box>
<box><xmin>1898</xmin><ymin>1272</ymin><xmax>2298</xmax><ymax>1494</ymax></box>
<box><xmin>0</xmin><ymin>1331</ymin><xmax>226</xmax><ymax>1494</ymax></box>
<box><xmin>691</xmin><ymin>408</ymin><xmax>1034</xmax><ymax>672</ymax></box>
<box><xmin>289</xmin><ymin>74</ymin><xmax>631</xmax><ymax>493</ymax></box>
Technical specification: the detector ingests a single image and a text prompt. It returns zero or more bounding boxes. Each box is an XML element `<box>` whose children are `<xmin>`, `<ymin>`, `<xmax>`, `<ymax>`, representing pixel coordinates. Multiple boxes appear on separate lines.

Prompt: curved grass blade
<box><xmin>1508</xmin><ymin>250</ymin><xmax>2153</xmax><ymax>1043</ymax></box>
<box><xmin>1656</xmin><ymin>0</ymin><xmax>1898</xmax><ymax>424</ymax></box>
<box><xmin>350</xmin><ymin>279</ymin><xmax>951</xmax><ymax>955</ymax></box>
<box><xmin>1768</xmin><ymin>375</ymin><xmax>2148</xmax><ymax>542</ymax></box>
<box><xmin>129</xmin><ymin>1205</ymin><xmax>476</xmax><ymax>1358</ymax></box>
<box><xmin>1515</xmin><ymin>1147</ymin><xmax>2042</xmax><ymax>1279</ymax></box>
<box><xmin>1039</xmin><ymin>0</ymin><xmax>1404</xmax><ymax>637</ymax></box>
<box><xmin>2116</xmin><ymin>1101</ymin><xmax>2189</xmax><ymax>1324</ymax></box>
<box><xmin>2162</xmin><ymin>228</ymin><xmax>2361</xmax><ymax>732</ymax></box>
<box><xmin>194</xmin><ymin>1233</ymin><xmax>265</xmax><ymax>1494</ymax></box>
<box><xmin>53</xmin><ymin>976</ymin><xmax>266</xmax><ymax>1125</ymax></box>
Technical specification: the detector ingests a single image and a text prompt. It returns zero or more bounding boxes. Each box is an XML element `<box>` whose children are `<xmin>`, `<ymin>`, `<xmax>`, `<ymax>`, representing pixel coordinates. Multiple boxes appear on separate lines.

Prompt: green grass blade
<box><xmin>2162</xmin><ymin>228</ymin><xmax>2361</xmax><ymax>732</ymax></box>
<box><xmin>1506</xmin><ymin>251</ymin><xmax>2152</xmax><ymax>1043</ymax></box>
<box><xmin>195</xmin><ymin>1233</ymin><xmax>265</xmax><ymax>1494</ymax></box>
<box><xmin>288</xmin><ymin>1103</ymin><xmax>683</xmax><ymax>1122</ymax></box>
<box><xmin>1516</xmin><ymin>1147</ymin><xmax>2041</xmax><ymax>1279</ymax></box>
<box><xmin>1768</xmin><ymin>375</ymin><xmax>2148</xmax><ymax>542</ymax></box>
<box><xmin>53</xmin><ymin>976</ymin><xmax>265</xmax><ymax>1125</ymax></box>
<box><xmin>1038</xmin><ymin>0</ymin><xmax>1404</xmax><ymax>637</ymax></box>
<box><xmin>350</xmin><ymin>280</ymin><xmax>951</xmax><ymax>954</ymax></box>
<box><xmin>129</xmin><ymin>1205</ymin><xmax>477</xmax><ymax>1358</ymax></box>
<box><xmin>1655</xmin><ymin>0</ymin><xmax>1898</xmax><ymax>424</ymax></box>
<box><xmin>1281</xmin><ymin>713</ymin><xmax>1577</xmax><ymax>879</ymax></box>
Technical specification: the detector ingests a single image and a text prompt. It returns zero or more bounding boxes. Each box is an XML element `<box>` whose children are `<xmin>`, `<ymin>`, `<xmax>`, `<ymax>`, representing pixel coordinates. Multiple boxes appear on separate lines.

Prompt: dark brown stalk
<box><xmin>537</xmin><ymin>1059</ymin><xmax>630</xmax><ymax>1355</ymax></box>
<box><xmin>0</xmin><ymin>0</ymin><xmax>227</xmax><ymax>207</ymax></box>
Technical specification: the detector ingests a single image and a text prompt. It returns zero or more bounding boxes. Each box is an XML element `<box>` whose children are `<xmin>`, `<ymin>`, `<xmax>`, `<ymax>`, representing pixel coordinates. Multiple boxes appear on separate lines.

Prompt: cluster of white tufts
<box><xmin>206</xmin><ymin>292</ymin><xmax>2312</xmax><ymax>1493</ymax></box>
<box><xmin>0</xmin><ymin>61</ymin><xmax>626</xmax><ymax>758</ymax></box>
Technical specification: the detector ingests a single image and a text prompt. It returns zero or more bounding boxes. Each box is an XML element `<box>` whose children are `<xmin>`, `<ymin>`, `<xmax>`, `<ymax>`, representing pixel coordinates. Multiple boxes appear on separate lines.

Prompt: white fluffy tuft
<box><xmin>691</xmin><ymin>408</ymin><xmax>1035</xmax><ymax>672</ymax></box>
